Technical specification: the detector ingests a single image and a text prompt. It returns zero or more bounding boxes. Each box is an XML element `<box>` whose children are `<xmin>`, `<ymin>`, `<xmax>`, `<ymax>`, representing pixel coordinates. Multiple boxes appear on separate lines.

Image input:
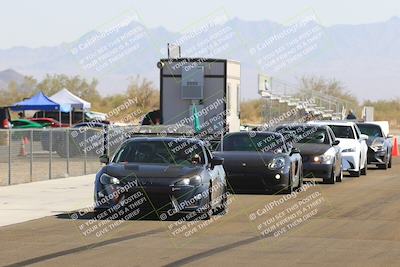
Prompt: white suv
<box><xmin>309</xmin><ymin>121</ymin><xmax>368</xmax><ymax>177</ymax></box>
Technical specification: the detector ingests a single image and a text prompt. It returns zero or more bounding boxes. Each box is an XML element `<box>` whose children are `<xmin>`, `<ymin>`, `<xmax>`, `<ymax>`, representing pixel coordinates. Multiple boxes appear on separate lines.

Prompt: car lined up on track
<box><xmin>309</xmin><ymin>121</ymin><xmax>368</xmax><ymax>177</ymax></box>
<box><xmin>275</xmin><ymin>124</ymin><xmax>343</xmax><ymax>184</ymax></box>
<box><xmin>356</xmin><ymin>122</ymin><xmax>393</xmax><ymax>169</ymax></box>
<box><xmin>213</xmin><ymin>131</ymin><xmax>303</xmax><ymax>194</ymax></box>
<box><xmin>94</xmin><ymin>137</ymin><xmax>227</xmax><ymax>219</ymax></box>
<box><xmin>94</xmin><ymin>120</ymin><xmax>396</xmax><ymax>220</ymax></box>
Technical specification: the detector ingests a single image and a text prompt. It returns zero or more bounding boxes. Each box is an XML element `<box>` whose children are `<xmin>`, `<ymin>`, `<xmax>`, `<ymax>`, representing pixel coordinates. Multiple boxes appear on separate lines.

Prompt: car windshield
<box><xmin>113</xmin><ymin>140</ymin><xmax>205</xmax><ymax>166</ymax></box>
<box><xmin>357</xmin><ymin>124</ymin><xmax>383</xmax><ymax>138</ymax></box>
<box><xmin>220</xmin><ymin>133</ymin><xmax>287</xmax><ymax>153</ymax></box>
<box><xmin>328</xmin><ymin>125</ymin><xmax>355</xmax><ymax>139</ymax></box>
<box><xmin>277</xmin><ymin>126</ymin><xmax>330</xmax><ymax>145</ymax></box>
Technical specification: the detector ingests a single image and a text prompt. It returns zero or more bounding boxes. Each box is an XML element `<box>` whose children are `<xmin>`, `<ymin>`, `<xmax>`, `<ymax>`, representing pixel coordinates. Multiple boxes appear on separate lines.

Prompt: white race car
<box><xmin>309</xmin><ymin>121</ymin><xmax>368</xmax><ymax>177</ymax></box>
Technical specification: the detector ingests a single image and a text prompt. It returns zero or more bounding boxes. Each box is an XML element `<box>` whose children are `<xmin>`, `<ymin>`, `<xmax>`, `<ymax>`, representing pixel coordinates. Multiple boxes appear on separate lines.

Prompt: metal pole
<box><xmin>8</xmin><ymin>130</ymin><xmax>11</xmax><ymax>185</ymax></box>
<box><xmin>66</xmin><ymin>129</ymin><xmax>70</xmax><ymax>176</ymax></box>
<box><xmin>30</xmin><ymin>130</ymin><xmax>33</xmax><ymax>182</ymax></box>
<box><xmin>49</xmin><ymin>129</ymin><xmax>52</xmax><ymax>180</ymax></box>
<box><xmin>84</xmin><ymin>129</ymin><xmax>87</xmax><ymax>175</ymax></box>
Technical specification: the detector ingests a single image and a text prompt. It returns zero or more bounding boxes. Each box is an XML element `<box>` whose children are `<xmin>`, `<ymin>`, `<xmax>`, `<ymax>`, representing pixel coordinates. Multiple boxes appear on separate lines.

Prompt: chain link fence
<box><xmin>0</xmin><ymin>127</ymin><xmax>123</xmax><ymax>186</ymax></box>
<box><xmin>0</xmin><ymin>125</ymin><xmax>215</xmax><ymax>186</ymax></box>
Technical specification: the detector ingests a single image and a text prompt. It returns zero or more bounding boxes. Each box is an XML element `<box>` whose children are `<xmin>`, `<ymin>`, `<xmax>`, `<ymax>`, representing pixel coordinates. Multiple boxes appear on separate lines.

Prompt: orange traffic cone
<box><xmin>19</xmin><ymin>137</ymin><xmax>27</xmax><ymax>157</ymax></box>
<box><xmin>392</xmin><ymin>136</ymin><xmax>399</xmax><ymax>157</ymax></box>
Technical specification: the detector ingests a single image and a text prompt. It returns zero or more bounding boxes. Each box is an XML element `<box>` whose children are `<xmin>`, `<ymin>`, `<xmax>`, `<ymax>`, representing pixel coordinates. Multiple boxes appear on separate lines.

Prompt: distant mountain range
<box><xmin>0</xmin><ymin>69</ymin><xmax>25</xmax><ymax>88</ymax></box>
<box><xmin>1</xmin><ymin>16</ymin><xmax>400</xmax><ymax>101</ymax></box>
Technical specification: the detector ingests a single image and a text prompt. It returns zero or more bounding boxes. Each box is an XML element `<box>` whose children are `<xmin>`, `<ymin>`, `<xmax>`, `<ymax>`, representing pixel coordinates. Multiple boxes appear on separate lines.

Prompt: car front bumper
<box><xmin>303</xmin><ymin>162</ymin><xmax>333</xmax><ymax>179</ymax></box>
<box><xmin>341</xmin><ymin>153</ymin><xmax>359</xmax><ymax>172</ymax></box>
<box><xmin>94</xmin><ymin>182</ymin><xmax>210</xmax><ymax>215</ymax></box>
<box><xmin>226</xmin><ymin>169</ymin><xmax>291</xmax><ymax>192</ymax></box>
<box><xmin>367</xmin><ymin>147</ymin><xmax>388</xmax><ymax>165</ymax></box>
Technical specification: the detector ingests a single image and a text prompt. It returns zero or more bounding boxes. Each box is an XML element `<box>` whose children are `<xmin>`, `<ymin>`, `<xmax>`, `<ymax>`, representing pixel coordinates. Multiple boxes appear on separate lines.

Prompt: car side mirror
<box><xmin>332</xmin><ymin>140</ymin><xmax>340</xmax><ymax>146</ymax></box>
<box><xmin>360</xmin><ymin>134</ymin><xmax>369</xmax><ymax>140</ymax></box>
<box><xmin>99</xmin><ymin>154</ymin><xmax>109</xmax><ymax>164</ymax></box>
<box><xmin>211</xmin><ymin>156</ymin><xmax>224</xmax><ymax>168</ymax></box>
<box><xmin>387</xmin><ymin>134</ymin><xmax>393</xmax><ymax>138</ymax></box>
<box><xmin>290</xmin><ymin>148</ymin><xmax>300</xmax><ymax>156</ymax></box>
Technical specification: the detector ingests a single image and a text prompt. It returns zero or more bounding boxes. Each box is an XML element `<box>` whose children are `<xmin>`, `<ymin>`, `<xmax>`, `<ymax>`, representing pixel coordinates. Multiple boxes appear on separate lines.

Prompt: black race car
<box><xmin>356</xmin><ymin>122</ymin><xmax>393</xmax><ymax>169</ymax></box>
<box><xmin>94</xmin><ymin>137</ymin><xmax>227</xmax><ymax>220</ymax></box>
<box><xmin>275</xmin><ymin>124</ymin><xmax>343</xmax><ymax>184</ymax></box>
<box><xmin>213</xmin><ymin>132</ymin><xmax>303</xmax><ymax>194</ymax></box>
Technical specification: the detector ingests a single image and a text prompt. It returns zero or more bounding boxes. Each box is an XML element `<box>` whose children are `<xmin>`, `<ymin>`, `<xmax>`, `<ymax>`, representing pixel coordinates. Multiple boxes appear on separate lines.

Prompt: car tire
<box><xmin>213</xmin><ymin>184</ymin><xmax>228</xmax><ymax>216</ymax></box>
<box><xmin>349</xmin><ymin>170</ymin><xmax>361</xmax><ymax>177</ymax></box>
<box><xmin>388</xmin><ymin>155</ymin><xmax>392</xmax><ymax>169</ymax></box>
<box><xmin>295</xmin><ymin>168</ymin><xmax>303</xmax><ymax>190</ymax></box>
<box><xmin>361</xmin><ymin>158</ymin><xmax>368</xmax><ymax>175</ymax></box>
<box><xmin>199</xmin><ymin>183</ymin><xmax>213</xmax><ymax>220</ymax></box>
<box><xmin>336</xmin><ymin>166</ymin><xmax>343</xmax><ymax>182</ymax></box>
<box><xmin>325</xmin><ymin>168</ymin><xmax>336</xmax><ymax>184</ymax></box>
<box><xmin>283</xmin><ymin>169</ymin><xmax>294</xmax><ymax>194</ymax></box>
<box><xmin>378</xmin><ymin>163</ymin><xmax>388</xmax><ymax>170</ymax></box>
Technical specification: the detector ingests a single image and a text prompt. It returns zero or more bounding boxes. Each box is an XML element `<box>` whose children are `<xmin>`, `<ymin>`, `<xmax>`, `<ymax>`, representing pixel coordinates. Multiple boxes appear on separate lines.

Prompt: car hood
<box><xmin>293</xmin><ymin>143</ymin><xmax>330</xmax><ymax>156</ymax></box>
<box><xmin>336</xmin><ymin>138</ymin><xmax>358</xmax><ymax>149</ymax></box>
<box><xmin>105</xmin><ymin>163</ymin><xmax>203</xmax><ymax>179</ymax></box>
<box><xmin>366</xmin><ymin>137</ymin><xmax>384</xmax><ymax>146</ymax></box>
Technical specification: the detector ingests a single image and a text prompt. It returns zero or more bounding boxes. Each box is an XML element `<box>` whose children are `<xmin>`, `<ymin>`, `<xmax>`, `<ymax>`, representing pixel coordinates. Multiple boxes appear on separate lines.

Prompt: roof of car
<box><xmin>276</xmin><ymin>123</ymin><xmax>329</xmax><ymax>130</ymax></box>
<box><xmin>308</xmin><ymin>120</ymin><xmax>356</xmax><ymax>126</ymax></box>
<box><xmin>126</xmin><ymin>136</ymin><xmax>204</xmax><ymax>144</ymax></box>
<box><xmin>227</xmin><ymin>131</ymin><xmax>283</xmax><ymax>136</ymax></box>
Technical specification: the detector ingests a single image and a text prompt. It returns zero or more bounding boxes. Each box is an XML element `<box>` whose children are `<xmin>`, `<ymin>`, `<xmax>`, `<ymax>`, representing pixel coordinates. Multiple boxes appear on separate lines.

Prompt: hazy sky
<box><xmin>0</xmin><ymin>0</ymin><xmax>399</xmax><ymax>48</ymax></box>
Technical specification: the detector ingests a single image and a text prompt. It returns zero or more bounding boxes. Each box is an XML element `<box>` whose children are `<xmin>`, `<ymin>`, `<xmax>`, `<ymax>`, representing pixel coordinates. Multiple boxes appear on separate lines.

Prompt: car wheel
<box><xmin>295</xmin><ymin>168</ymin><xmax>303</xmax><ymax>190</ymax></box>
<box><xmin>378</xmin><ymin>162</ymin><xmax>388</xmax><ymax>170</ymax></box>
<box><xmin>213</xmin><ymin>184</ymin><xmax>228</xmax><ymax>215</ymax></box>
<box><xmin>283</xmin><ymin>170</ymin><xmax>294</xmax><ymax>194</ymax></box>
<box><xmin>349</xmin><ymin>170</ymin><xmax>360</xmax><ymax>177</ymax></box>
<box><xmin>361</xmin><ymin>158</ymin><xmax>368</xmax><ymax>175</ymax></box>
<box><xmin>336</xmin><ymin>166</ymin><xmax>343</xmax><ymax>182</ymax></box>
<box><xmin>199</xmin><ymin>183</ymin><xmax>213</xmax><ymax>220</ymax></box>
<box><xmin>325</xmin><ymin>168</ymin><xmax>336</xmax><ymax>184</ymax></box>
<box><xmin>388</xmin><ymin>155</ymin><xmax>392</xmax><ymax>168</ymax></box>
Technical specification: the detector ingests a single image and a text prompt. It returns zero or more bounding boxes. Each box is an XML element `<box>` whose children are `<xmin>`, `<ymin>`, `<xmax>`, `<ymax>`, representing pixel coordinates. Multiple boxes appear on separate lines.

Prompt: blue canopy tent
<box><xmin>11</xmin><ymin>91</ymin><xmax>62</xmax><ymax>126</ymax></box>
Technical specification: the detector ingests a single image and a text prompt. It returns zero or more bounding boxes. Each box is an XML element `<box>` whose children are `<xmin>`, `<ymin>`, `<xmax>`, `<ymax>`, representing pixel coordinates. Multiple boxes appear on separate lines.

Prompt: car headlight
<box><xmin>174</xmin><ymin>175</ymin><xmax>202</xmax><ymax>186</ymax></box>
<box><xmin>371</xmin><ymin>139</ymin><xmax>385</xmax><ymax>151</ymax></box>
<box><xmin>342</xmin><ymin>147</ymin><xmax>356</xmax><ymax>153</ymax></box>
<box><xmin>100</xmin><ymin>173</ymin><xmax>121</xmax><ymax>185</ymax></box>
<box><xmin>268</xmin><ymin>157</ymin><xmax>286</xmax><ymax>170</ymax></box>
<box><xmin>313</xmin><ymin>154</ymin><xmax>333</xmax><ymax>164</ymax></box>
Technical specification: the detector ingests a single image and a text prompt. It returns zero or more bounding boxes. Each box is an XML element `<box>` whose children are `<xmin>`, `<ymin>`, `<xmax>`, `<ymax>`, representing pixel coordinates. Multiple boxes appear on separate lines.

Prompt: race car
<box><xmin>356</xmin><ymin>122</ymin><xmax>393</xmax><ymax>169</ymax></box>
<box><xmin>94</xmin><ymin>137</ymin><xmax>227</xmax><ymax>220</ymax></box>
<box><xmin>275</xmin><ymin>124</ymin><xmax>343</xmax><ymax>184</ymax></box>
<box><xmin>309</xmin><ymin>121</ymin><xmax>368</xmax><ymax>177</ymax></box>
<box><xmin>213</xmin><ymin>131</ymin><xmax>303</xmax><ymax>194</ymax></box>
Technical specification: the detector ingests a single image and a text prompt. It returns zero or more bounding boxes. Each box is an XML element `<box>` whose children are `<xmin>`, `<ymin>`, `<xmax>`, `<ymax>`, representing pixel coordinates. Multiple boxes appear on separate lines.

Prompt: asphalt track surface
<box><xmin>1</xmin><ymin>159</ymin><xmax>400</xmax><ymax>267</ymax></box>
